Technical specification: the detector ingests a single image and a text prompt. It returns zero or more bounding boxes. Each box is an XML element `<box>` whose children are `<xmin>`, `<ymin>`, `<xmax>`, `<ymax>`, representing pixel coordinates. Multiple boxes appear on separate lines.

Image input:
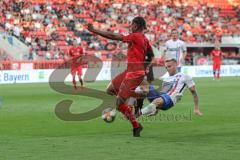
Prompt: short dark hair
<box><xmin>165</xmin><ymin>58</ymin><xmax>177</xmax><ymax>63</ymax></box>
<box><xmin>171</xmin><ymin>29</ymin><xmax>178</xmax><ymax>33</ymax></box>
<box><xmin>132</xmin><ymin>16</ymin><xmax>147</xmax><ymax>30</ymax></box>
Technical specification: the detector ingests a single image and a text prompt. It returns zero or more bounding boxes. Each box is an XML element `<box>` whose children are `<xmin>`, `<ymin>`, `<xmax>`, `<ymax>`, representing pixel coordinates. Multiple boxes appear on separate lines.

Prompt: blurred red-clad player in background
<box><xmin>69</xmin><ymin>40</ymin><xmax>84</xmax><ymax>89</ymax></box>
<box><xmin>211</xmin><ymin>45</ymin><xmax>222</xmax><ymax>80</ymax></box>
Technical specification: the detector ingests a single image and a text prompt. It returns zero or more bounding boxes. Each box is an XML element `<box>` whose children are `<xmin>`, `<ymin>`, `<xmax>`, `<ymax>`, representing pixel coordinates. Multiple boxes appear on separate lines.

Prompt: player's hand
<box><xmin>194</xmin><ymin>108</ymin><xmax>203</xmax><ymax>116</ymax></box>
<box><xmin>145</xmin><ymin>66</ymin><xmax>150</xmax><ymax>74</ymax></box>
<box><xmin>76</xmin><ymin>57</ymin><xmax>82</xmax><ymax>63</ymax></box>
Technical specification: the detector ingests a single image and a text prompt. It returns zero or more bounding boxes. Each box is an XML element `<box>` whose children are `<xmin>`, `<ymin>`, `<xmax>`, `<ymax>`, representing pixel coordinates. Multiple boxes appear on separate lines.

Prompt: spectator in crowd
<box><xmin>0</xmin><ymin>0</ymin><xmax>239</xmax><ymax>60</ymax></box>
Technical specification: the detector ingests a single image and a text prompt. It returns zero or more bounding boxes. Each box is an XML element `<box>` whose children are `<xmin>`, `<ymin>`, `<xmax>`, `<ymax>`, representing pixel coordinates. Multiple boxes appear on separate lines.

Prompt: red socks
<box><xmin>80</xmin><ymin>79</ymin><xmax>83</xmax><ymax>87</ymax></box>
<box><xmin>217</xmin><ymin>72</ymin><xmax>220</xmax><ymax>79</ymax></box>
<box><xmin>72</xmin><ymin>79</ymin><xmax>77</xmax><ymax>89</ymax></box>
<box><xmin>118</xmin><ymin>104</ymin><xmax>140</xmax><ymax>128</ymax></box>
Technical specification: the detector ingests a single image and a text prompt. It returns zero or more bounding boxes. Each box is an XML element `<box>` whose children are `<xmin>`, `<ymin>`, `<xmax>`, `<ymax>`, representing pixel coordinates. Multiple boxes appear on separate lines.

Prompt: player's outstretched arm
<box><xmin>87</xmin><ymin>24</ymin><xmax>123</xmax><ymax>41</ymax></box>
<box><xmin>189</xmin><ymin>85</ymin><xmax>203</xmax><ymax>116</ymax></box>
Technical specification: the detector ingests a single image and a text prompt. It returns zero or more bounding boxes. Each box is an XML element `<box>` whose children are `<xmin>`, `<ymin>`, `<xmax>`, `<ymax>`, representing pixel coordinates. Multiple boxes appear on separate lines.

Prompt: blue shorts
<box><xmin>147</xmin><ymin>85</ymin><xmax>174</xmax><ymax>110</ymax></box>
<box><xmin>177</xmin><ymin>66</ymin><xmax>181</xmax><ymax>73</ymax></box>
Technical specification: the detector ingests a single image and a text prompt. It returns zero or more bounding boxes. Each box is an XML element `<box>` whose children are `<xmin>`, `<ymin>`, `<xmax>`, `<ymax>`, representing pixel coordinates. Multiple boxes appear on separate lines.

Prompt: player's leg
<box><xmin>78</xmin><ymin>75</ymin><xmax>83</xmax><ymax>87</ymax></box>
<box><xmin>134</xmin><ymin>98</ymin><xmax>144</xmax><ymax>116</ymax></box>
<box><xmin>71</xmin><ymin>68</ymin><xmax>77</xmax><ymax>89</ymax></box>
<box><xmin>106</xmin><ymin>82</ymin><xmax>116</xmax><ymax>95</ymax></box>
<box><xmin>72</xmin><ymin>77</ymin><xmax>77</xmax><ymax>89</ymax></box>
<box><xmin>117</xmin><ymin>76</ymin><xmax>144</xmax><ymax>137</ymax></box>
<box><xmin>141</xmin><ymin>97</ymin><xmax>164</xmax><ymax>116</ymax></box>
<box><xmin>106</xmin><ymin>71</ymin><xmax>126</xmax><ymax>96</ymax></box>
<box><xmin>116</xmin><ymin>96</ymin><xmax>143</xmax><ymax>137</ymax></box>
<box><xmin>216</xmin><ymin>63</ymin><xmax>221</xmax><ymax>80</ymax></box>
<box><xmin>213</xmin><ymin>63</ymin><xmax>217</xmax><ymax>80</ymax></box>
<box><xmin>80</xmin><ymin>76</ymin><xmax>83</xmax><ymax>87</ymax></box>
<box><xmin>134</xmin><ymin>80</ymin><xmax>151</xmax><ymax>116</ymax></box>
<box><xmin>127</xmin><ymin>97</ymin><xmax>137</xmax><ymax>107</ymax></box>
<box><xmin>141</xmin><ymin>94</ymin><xmax>174</xmax><ymax>116</ymax></box>
<box><xmin>77</xmin><ymin>68</ymin><xmax>83</xmax><ymax>87</ymax></box>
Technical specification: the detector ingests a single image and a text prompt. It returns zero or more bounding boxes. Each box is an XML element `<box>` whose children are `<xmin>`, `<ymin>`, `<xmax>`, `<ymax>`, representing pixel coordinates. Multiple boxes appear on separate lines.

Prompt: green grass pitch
<box><xmin>0</xmin><ymin>77</ymin><xmax>240</xmax><ymax>160</ymax></box>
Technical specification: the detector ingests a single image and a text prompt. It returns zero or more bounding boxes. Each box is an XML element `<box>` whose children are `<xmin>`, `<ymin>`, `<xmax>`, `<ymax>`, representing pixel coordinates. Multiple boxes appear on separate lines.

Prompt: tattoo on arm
<box><xmin>190</xmin><ymin>86</ymin><xmax>199</xmax><ymax>108</ymax></box>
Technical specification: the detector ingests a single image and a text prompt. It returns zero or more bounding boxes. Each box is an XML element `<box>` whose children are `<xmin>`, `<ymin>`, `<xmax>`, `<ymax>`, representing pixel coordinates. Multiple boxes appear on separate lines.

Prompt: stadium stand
<box><xmin>0</xmin><ymin>0</ymin><xmax>239</xmax><ymax>68</ymax></box>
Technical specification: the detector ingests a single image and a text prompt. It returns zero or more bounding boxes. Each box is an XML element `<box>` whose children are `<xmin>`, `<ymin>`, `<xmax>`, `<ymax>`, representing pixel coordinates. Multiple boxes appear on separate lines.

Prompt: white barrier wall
<box><xmin>181</xmin><ymin>65</ymin><xmax>240</xmax><ymax>77</ymax></box>
<box><xmin>0</xmin><ymin>69</ymin><xmax>85</xmax><ymax>84</ymax></box>
<box><xmin>0</xmin><ymin>64</ymin><xmax>240</xmax><ymax>84</ymax></box>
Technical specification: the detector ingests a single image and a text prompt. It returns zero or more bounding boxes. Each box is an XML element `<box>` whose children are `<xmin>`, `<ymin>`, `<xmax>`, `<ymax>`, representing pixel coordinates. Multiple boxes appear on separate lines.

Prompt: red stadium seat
<box><xmin>1</xmin><ymin>0</ymin><xmax>239</xmax><ymax>65</ymax></box>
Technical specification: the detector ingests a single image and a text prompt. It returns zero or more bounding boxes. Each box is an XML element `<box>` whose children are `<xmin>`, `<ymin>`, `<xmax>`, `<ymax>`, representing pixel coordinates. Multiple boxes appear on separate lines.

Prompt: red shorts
<box><xmin>213</xmin><ymin>62</ymin><xmax>221</xmax><ymax>71</ymax></box>
<box><xmin>71</xmin><ymin>66</ymin><xmax>82</xmax><ymax>76</ymax></box>
<box><xmin>111</xmin><ymin>70</ymin><xmax>145</xmax><ymax>99</ymax></box>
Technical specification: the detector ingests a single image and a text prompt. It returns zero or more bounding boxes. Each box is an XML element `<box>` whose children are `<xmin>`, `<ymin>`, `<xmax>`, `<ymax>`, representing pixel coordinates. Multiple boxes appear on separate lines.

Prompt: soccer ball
<box><xmin>102</xmin><ymin>107</ymin><xmax>117</xmax><ymax>123</ymax></box>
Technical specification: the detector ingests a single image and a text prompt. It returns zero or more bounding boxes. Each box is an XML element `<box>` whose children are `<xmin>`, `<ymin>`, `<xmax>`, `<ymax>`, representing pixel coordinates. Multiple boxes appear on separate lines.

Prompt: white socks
<box><xmin>141</xmin><ymin>103</ymin><xmax>157</xmax><ymax>116</ymax></box>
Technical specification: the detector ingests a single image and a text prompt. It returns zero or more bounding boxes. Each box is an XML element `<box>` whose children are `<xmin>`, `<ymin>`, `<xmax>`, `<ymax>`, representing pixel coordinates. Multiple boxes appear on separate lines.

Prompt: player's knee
<box><xmin>116</xmin><ymin>96</ymin><xmax>126</xmax><ymax>109</ymax></box>
<box><xmin>152</xmin><ymin>98</ymin><xmax>164</xmax><ymax>109</ymax></box>
<box><xmin>106</xmin><ymin>83</ymin><xmax>116</xmax><ymax>95</ymax></box>
<box><xmin>106</xmin><ymin>88</ymin><xmax>115</xmax><ymax>95</ymax></box>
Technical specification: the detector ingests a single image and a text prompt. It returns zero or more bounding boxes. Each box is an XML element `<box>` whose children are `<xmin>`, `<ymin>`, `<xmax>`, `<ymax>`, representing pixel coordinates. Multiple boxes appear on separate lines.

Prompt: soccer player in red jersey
<box><xmin>87</xmin><ymin>17</ymin><xmax>153</xmax><ymax>137</ymax></box>
<box><xmin>211</xmin><ymin>46</ymin><xmax>222</xmax><ymax>80</ymax></box>
<box><xmin>69</xmin><ymin>40</ymin><xmax>84</xmax><ymax>89</ymax></box>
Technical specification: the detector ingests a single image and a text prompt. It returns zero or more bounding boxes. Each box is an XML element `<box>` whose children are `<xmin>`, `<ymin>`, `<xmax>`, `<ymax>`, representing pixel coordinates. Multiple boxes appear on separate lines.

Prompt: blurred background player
<box><xmin>163</xmin><ymin>29</ymin><xmax>187</xmax><ymax>72</ymax></box>
<box><xmin>87</xmin><ymin>16</ymin><xmax>153</xmax><ymax>137</ymax></box>
<box><xmin>211</xmin><ymin>45</ymin><xmax>222</xmax><ymax>80</ymax></box>
<box><xmin>69</xmin><ymin>40</ymin><xmax>84</xmax><ymax>89</ymax></box>
<box><xmin>138</xmin><ymin>58</ymin><xmax>202</xmax><ymax>117</ymax></box>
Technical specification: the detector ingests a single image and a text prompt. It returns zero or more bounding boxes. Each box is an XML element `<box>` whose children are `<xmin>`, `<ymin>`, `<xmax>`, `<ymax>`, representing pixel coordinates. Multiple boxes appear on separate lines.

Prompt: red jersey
<box><xmin>69</xmin><ymin>46</ymin><xmax>83</xmax><ymax>68</ymax></box>
<box><xmin>211</xmin><ymin>49</ymin><xmax>222</xmax><ymax>63</ymax></box>
<box><xmin>122</xmin><ymin>32</ymin><xmax>152</xmax><ymax>74</ymax></box>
